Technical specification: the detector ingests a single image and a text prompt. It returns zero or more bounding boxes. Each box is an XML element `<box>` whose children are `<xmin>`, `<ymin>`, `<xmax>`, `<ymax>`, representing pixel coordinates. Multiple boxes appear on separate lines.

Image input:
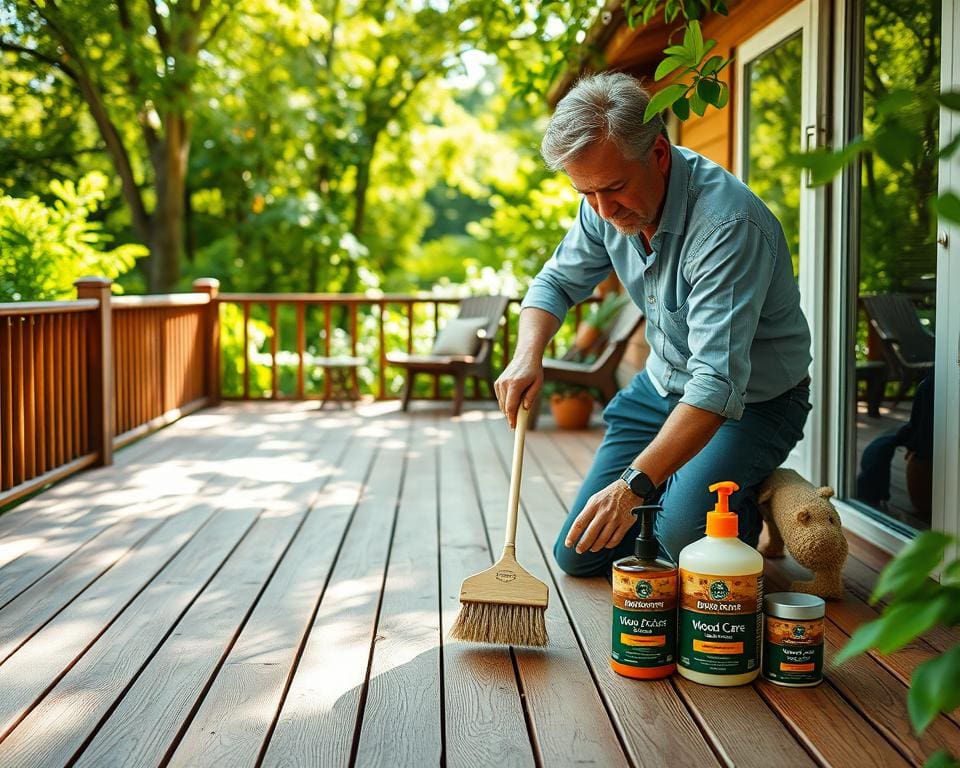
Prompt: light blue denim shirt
<box><xmin>522</xmin><ymin>145</ymin><xmax>812</xmax><ymax>420</ymax></box>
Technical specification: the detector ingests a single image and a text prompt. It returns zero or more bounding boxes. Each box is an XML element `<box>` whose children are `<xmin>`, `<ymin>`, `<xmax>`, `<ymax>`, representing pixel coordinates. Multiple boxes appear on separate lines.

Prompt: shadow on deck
<box><xmin>0</xmin><ymin>402</ymin><xmax>956</xmax><ymax>767</ymax></box>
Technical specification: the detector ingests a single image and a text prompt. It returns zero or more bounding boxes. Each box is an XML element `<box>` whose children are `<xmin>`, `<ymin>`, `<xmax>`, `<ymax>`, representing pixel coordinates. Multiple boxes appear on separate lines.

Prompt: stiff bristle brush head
<box><xmin>449</xmin><ymin>552</ymin><xmax>549</xmax><ymax>647</ymax></box>
<box><xmin>450</xmin><ymin>600</ymin><xmax>548</xmax><ymax>646</ymax></box>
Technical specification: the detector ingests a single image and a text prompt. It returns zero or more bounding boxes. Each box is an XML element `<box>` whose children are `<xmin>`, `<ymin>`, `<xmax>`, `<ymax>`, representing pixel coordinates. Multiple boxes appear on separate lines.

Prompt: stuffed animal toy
<box><xmin>757</xmin><ymin>468</ymin><xmax>848</xmax><ymax>599</ymax></box>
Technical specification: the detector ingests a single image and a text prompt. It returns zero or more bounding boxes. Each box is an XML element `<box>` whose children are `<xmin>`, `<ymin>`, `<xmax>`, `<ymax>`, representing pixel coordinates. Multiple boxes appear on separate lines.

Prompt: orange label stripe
<box><xmin>692</xmin><ymin>639</ymin><xmax>744</xmax><ymax>655</ymax></box>
<box><xmin>621</xmin><ymin>634</ymin><xmax>666</xmax><ymax>647</ymax></box>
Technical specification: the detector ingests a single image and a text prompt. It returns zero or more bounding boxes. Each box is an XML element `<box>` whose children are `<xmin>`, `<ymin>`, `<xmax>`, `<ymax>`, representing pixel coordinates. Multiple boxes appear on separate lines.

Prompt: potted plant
<box><xmin>543</xmin><ymin>381</ymin><xmax>598</xmax><ymax>429</ymax></box>
<box><xmin>573</xmin><ymin>291</ymin><xmax>630</xmax><ymax>355</ymax></box>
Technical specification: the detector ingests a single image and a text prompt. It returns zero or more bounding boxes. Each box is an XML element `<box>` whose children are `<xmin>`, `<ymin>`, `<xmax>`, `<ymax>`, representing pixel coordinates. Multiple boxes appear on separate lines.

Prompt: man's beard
<box><xmin>607</xmin><ymin>213</ymin><xmax>646</xmax><ymax>236</ymax></box>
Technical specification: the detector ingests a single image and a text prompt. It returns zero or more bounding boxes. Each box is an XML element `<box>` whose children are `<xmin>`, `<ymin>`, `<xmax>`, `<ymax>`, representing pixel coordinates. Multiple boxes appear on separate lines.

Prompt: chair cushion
<box><xmin>431</xmin><ymin>317</ymin><xmax>487</xmax><ymax>356</ymax></box>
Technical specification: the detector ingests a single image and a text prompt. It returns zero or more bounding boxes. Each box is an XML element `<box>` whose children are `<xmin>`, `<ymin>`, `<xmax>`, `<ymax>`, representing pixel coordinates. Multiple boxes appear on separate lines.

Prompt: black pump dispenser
<box><xmin>633</xmin><ymin>505</ymin><xmax>662</xmax><ymax>560</ymax></box>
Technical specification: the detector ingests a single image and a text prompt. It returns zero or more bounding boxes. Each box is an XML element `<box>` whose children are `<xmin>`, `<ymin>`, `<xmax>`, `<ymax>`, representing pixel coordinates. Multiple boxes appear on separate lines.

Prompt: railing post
<box><xmin>75</xmin><ymin>276</ymin><xmax>113</xmax><ymax>466</ymax></box>
<box><xmin>192</xmin><ymin>278</ymin><xmax>221</xmax><ymax>406</ymax></box>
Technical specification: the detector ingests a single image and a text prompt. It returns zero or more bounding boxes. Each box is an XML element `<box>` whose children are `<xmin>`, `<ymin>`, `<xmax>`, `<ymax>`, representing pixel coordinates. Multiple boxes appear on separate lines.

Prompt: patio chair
<box><xmin>860</xmin><ymin>293</ymin><xmax>935</xmax><ymax>408</ymax></box>
<box><xmin>529</xmin><ymin>300</ymin><xmax>645</xmax><ymax>429</ymax></box>
<box><xmin>386</xmin><ymin>295</ymin><xmax>509</xmax><ymax>416</ymax></box>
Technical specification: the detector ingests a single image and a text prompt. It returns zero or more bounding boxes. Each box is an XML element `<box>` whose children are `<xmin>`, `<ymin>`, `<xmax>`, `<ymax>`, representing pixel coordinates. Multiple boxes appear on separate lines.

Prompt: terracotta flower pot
<box><xmin>549</xmin><ymin>392</ymin><xmax>595</xmax><ymax>429</ymax></box>
<box><xmin>573</xmin><ymin>322</ymin><xmax>602</xmax><ymax>354</ymax></box>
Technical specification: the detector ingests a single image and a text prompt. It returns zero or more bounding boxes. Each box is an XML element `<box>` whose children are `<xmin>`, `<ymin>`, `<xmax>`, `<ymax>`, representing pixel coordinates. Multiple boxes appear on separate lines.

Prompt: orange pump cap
<box><xmin>706</xmin><ymin>481</ymin><xmax>740</xmax><ymax>537</ymax></box>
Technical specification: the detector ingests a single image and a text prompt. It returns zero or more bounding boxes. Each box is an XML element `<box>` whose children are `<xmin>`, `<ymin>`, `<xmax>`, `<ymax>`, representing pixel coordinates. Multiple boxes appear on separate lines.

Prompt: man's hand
<box><xmin>494</xmin><ymin>353</ymin><xmax>543</xmax><ymax>429</ymax></box>
<box><xmin>564</xmin><ymin>480</ymin><xmax>639</xmax><ymax>554</ymax></box>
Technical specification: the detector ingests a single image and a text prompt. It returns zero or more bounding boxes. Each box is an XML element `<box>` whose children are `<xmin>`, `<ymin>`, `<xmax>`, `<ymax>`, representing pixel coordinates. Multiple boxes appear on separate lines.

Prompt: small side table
<box><xmin>315</xmin><ymin>355</ymin><xmax>367</xmax><ymax>406</ymax></box>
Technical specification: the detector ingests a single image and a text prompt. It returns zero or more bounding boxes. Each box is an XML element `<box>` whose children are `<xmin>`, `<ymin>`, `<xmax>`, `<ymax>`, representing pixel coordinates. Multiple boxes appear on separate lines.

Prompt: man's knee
<box><xmin>552</xmin><ymin>535</ymin><xmax>611</xmax><ymax>577</ymax></box>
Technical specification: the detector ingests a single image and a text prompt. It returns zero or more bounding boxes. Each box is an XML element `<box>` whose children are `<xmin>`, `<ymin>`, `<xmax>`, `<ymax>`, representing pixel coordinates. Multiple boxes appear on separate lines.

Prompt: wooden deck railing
<box><xmin>0</xmin><ymin>278</ymin><xmax>594</xmax><ymax>506</ymax></box>
<box><xmin>218</xmin><ymin>293</ymin><xmax>595</xmax><ymax>401</ymax></box>
<box><xmin>0</xmin><ymin>278</ymin><xmax>218</xmax><ymax>507</ymax></box>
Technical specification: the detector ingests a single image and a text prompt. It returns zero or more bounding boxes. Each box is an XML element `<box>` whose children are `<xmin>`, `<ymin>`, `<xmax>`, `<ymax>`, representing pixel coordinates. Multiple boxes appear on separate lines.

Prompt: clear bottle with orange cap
<box><xmin>676</xmin><ymin>481</ymin><xmax>764</xmax><ymax>686</ymax></box>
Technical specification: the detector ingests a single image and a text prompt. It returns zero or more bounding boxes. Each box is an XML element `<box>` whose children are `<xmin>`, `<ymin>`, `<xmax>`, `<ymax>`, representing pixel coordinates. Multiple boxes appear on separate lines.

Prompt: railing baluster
<box><xmin>63</xmin><ymin>314</ymin><xmax>71</xmax><ymax>459</ymax></box>
<box><xmin>24</xmin><ymin>316</ymin><xmax>35</xmax><ymax>480</ymax></box>
<box><xmin>269</xmin><ymin>302</ymin><xmax>279</xmax><ymax>399</ymax></box>
<box><xmin>378</xmin><ymin>301</ymin><xmax>386</xmax><ymax>400</ymax></box>
<box><xmin>323</xmin><ymin>302</ymin><xmax>332</xmax><ymax>400</ymax></box>
<box><xmin>432</xmin><ymin>301</ymin><xmax>440</xmax><ymax>399</ymax></box>
<box><xmin>296</xmin><ymin>303</ymin><xmax>305</xmax><ymax>400</ymax></box>
<box><xmin>350</xmin><ymin>303</ymin><xmax>358</xmax><ymax>398</ymax></box>
<box><xmin>34</xmin><ymin>315</ymin><xmax>46</xmax><ymax>475</ymax></box>
<box><xmin>242</xmin><ymin>302</ymin><xmax>250</xmax><ymax>401</ymax></box>
<box><xmin>12</xmin><ymin>318</ymin><xmax>24</xmax><ymax>485</ymax></box>
<box><xmin>1</xmin><ymin>318</ymin><xmax>11</xmax><ymax>490</ymax></box>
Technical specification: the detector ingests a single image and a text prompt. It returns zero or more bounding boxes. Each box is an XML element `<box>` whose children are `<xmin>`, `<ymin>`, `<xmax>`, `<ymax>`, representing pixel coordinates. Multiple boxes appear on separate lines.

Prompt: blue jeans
<box><xmin>553</xmin><ymin>370</ymin><xmax>811</xmax><ymax>576</ymax></box>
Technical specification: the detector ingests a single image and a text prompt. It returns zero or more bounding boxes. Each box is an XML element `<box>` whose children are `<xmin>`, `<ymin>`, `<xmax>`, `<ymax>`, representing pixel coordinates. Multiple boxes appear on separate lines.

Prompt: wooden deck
<box><xmin>0</xmin><ymin>402</ymin><xmax>956</xmax><ymax>767</ymax></box>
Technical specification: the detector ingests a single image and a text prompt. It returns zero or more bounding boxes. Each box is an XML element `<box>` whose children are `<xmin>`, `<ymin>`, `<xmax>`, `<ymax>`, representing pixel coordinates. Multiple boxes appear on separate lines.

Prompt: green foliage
<box><xmin>835</xmin><ymin>532</ymin><xmax>960</xmax><ymax>748</ymax></box>
<box><xmin>0</xmin><ymin>172</ymin><xmax>146</xmax><ymax>301</ymax></box>
<box><xmin>645</xmin><ymin>20</ymin><xmax>731</xmax><ymax>123</ymax></box>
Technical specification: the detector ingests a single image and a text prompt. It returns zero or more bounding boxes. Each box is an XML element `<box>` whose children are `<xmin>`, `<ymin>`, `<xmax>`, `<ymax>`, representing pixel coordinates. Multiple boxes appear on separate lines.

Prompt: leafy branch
<box><xmin>790</xmin><ymin>89</ymin><xmax>960</xmax><ymax>226</ymax></box>
<box><xmin>835</xmin><ymin>531</ymin><xmax>960</xmax><ymax>767</ymax></box>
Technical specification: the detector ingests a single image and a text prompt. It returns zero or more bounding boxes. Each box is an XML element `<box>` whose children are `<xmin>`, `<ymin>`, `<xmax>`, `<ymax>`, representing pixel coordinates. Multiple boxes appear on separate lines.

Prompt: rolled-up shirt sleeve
<box><xmin>521</xmin><ymin>199</ymin><xmax>615</xmax><ymax>322</ymax></box>
<box><xmin>679</xmin><ymin>219</ymin><xmax>775</xmax><ymax>420</ymax></box>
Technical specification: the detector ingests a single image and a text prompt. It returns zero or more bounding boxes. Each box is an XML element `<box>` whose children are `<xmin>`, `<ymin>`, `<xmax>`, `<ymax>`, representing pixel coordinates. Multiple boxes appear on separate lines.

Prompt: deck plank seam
<box><xmin>255</xmin><ymin>439</ymin><xmax>384</xmax><ymax>767</ymax></box>
<box><xmin>0</xmin><ymin>424</ymin><xmax>275</xmax><ymax>665</ymax></box>
<box><xmin>460</xmin><ymin>419</ymin><xmax>544</xmax><ymax>768</ymax></box>
<box><xmin>66</xmin><ymin>502</ymin><xmax>267</xmax><ymax>765</ymax></box>
<box><xmin>348</xmin><ymin>420</ymin><xmax>412</xmax><ymax>767</ymax></box>
<box><xmin>432</xmin><ymin>424</ymin><xmax>449</xmax><ymax>768</ymax></box>
<box><xmin>158</xmin><ymin>428</ymin><xmax>362</xmax><ymax>768</ymax></box>
<box><xmin>0</xmin><ymin>503</ymin><xmax>218</xmax><ymax>745</ymax></box>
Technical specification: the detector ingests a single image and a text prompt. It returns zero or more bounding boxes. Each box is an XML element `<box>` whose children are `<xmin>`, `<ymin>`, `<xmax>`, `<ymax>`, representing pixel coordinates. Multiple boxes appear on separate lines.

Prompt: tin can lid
<box><xmin>764</xmin><ymin>592</ymin><xmax>826</xmax><ymax>620</ymax></box>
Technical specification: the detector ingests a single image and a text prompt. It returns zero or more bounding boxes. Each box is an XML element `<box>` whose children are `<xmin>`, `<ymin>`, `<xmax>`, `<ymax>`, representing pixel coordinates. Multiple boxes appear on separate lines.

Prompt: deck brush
<box><xmin>450</xmin><ymin>406</ymin><xmax>549</xmax><ymax>647</ymax></box>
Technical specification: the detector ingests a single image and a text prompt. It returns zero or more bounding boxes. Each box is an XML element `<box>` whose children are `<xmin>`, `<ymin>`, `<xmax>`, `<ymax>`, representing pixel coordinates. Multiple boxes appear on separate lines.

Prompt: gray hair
<box><xmin>541</xmin><ymin>72</ymin><xmax>667</xmax><ymax>171</ymax></box>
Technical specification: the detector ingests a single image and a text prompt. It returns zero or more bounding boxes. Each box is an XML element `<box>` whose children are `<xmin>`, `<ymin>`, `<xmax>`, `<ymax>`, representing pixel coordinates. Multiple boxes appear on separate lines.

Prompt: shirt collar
<box><xmin>651</xmin><ymin>145</ymin><xmax>689</xmax><ymax>245</ymax></box>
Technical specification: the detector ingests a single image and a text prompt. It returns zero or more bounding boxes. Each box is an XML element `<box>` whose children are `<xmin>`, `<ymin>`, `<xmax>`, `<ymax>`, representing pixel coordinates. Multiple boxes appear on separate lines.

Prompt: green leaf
<box><xmin>833</xmin><ymin>617</ymin><xmax>888</xmax><ymax>665</ymax></box>
<box><xmin>689</xmin><ymin>88</ymin><xmax>707</xmax><ymax>116</ymax></box>
<box><xmin>672</xmin><ymin>96</ymin><xmax>690</xmax><ymax>120</ymax></box>
<box><xmin>876</xmin><ymin>89</ymin><xmax>916</xmax><ymax>117</ymax></box>
<box><xmin>943</xmin><ymin>558</ymin><xmax>960</xmax><ymax>585</ymax></box>
<box><xmin>664</xmin><ymin>44</ymin><xmax>690</xmax><ymax>57</ymax></box>
<box><xmin>697</xmin><ymin>77</ymin><xmax>721</xmax><ymax>105</ymax></box>
<box><xmin>702</xmin><ymin>38</ymin><xmax>716</xmax><ymax>58</ymax></box>
<box><xmin>644</xmin><ymin>84</ymin><xmax>689</xmax><ymax>122</ymax></box>
<box><xmin>909</xmin><ymin>645</ymin><xmax>960</xmax><ymax>735</ymax></box>
<box><xmin>935</xmin><ymin>192</ymin><xmax>960</xmax><ymax>227</ymax></box>
<box><xmin>713</xmin><ymin>1</ymin><xmax>728</xmax><ymax>14</ymax></box>
<box><xmin>684</xmin><ymin>20</ymin><xmax>704</xmax><ymax>61</ymax></box>
<box><xmin>665</xmin><ymin>0</ymin><xmax>679</xmax><ymax>23</ymax></box>
<box><xmin>655</xmin><ymin>56</ymin><xmax>686</xmax><ymax>81</ymax></box>
<box><xmin>875</xmin><ymin>595</ymin><xmax>957</xmax><ymax>653</ymax></box>
<box><xmin>924</xmin><ymin>749</ymin><xmax>960</xmax><ymax>768</ymax></box>
<box><xmin>701</xmin><ymin>55</ymin><xmax>724</xmax><ymax>76</ymax></box>
<box><xmin>873</xmin><ymin>531</ymin><xmax>954</xmax><ymax>602</ymax></box>
<box><xmin>937</xmin><ymin>91</ymin><xmax>960</xmax><ymax>111</ymax></box>
<box><xmin>873</xmin><ymin>122</ymin><xmax>919</xmax><ymax>167</ymax></box>
<box><xmin>939</xmin><ymin>131</ymin><xmax>960</xmax><ymax>160</ymax></box>
<box><xmin>715</xmin><ymin>80</ymin><xmax>729</xmax><ymax>108</ymax></box>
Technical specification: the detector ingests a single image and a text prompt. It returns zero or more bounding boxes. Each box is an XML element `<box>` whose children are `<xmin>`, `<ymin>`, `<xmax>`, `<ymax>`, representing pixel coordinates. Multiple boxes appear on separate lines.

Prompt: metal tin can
<box><xmin>762</xmin><ymin>592</ymin><xmax>825</xmax><ymax>687</ymax></box>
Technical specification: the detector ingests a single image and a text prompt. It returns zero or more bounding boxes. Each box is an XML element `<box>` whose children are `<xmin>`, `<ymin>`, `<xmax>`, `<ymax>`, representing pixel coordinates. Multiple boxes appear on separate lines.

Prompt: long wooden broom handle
<box><xmin>503</xmin><ymin>405</ymin><xmax>529</xmax><ymax>550</ymax></box>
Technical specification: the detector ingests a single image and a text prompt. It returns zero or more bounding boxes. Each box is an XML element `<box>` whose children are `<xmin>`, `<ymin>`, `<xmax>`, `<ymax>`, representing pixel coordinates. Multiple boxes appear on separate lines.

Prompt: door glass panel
<box><xmin>849</xmin><ymin>0</ymin><xmax>940</xmax><ymax>532</ymax></box>
<box><xmin>742</xmin><ymin>32</ymin><xmax>803</xmax><ymax>278</ymax></box>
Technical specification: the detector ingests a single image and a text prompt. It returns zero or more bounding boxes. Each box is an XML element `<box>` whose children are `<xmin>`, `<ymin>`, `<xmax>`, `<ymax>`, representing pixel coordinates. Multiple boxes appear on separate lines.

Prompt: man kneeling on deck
<box><xmin>494</xmin><ymin>72</ymin><xmax>813</xmax><ymax>576</ymax></box>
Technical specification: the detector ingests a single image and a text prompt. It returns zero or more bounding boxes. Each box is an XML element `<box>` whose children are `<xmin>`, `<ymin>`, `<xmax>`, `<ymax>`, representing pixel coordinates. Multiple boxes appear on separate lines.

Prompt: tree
<box><xmin>1</xmin><ymin>0</ymin><xmax>240</xmax><ymax>291</ymax></box>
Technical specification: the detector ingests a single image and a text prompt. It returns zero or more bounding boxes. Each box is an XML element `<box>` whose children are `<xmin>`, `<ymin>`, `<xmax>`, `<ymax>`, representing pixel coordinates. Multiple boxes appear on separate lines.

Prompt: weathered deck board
<box><xmin>438</xmin><ymin>417</ymin><xmax>535</xmax><ymax>768</ymax></box>
<box><xmin>354</xmin><ymin>417</ymin><xmax>443</xmax><ymax>766</ymax></box>
<box><xmin>0</xmin><ymin>403</ymin><xmax>950</xmax><ymax>768</ymax></box>
<box><xmin>466</xmin><ymin>417</ymin><xmax>632</xmax><ymax>768</ymax></box>
<box><xmin>167</xmin><ymin>414</ymin><xmax>366</xmax><ymax>766</ymax></box>
<box><xmin>260</xmin><ymin>416</ymin><xmax>409</xmax><ymax>767</ymax></box>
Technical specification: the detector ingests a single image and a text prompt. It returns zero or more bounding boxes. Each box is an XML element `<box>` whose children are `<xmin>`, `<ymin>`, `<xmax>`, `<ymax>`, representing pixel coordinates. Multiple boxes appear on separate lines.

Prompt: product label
<box><xmin>611</xmin><ymin>570</ymin><xmax>677</xmax><ymax>670</ymax></box>
<box><xmin>763</xmin><ymin>615</ymin><xmax>824</xmax><ymax>684</ymax></box>
<box><xmin>678</xmin><ymin>569</ymin><xmax>762</xmax><ymax>676</ymax></box>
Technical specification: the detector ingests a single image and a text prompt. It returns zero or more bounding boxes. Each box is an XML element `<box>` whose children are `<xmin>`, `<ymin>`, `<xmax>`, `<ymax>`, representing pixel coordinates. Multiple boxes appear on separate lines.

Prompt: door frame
<box><xmin>932</xmin><ymin>0</ymin><xmax>960</xmax><ymax>546</ymax></box>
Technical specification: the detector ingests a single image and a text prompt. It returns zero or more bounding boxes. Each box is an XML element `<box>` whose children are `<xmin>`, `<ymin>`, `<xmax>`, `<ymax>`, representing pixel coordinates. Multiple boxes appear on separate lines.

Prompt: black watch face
<box><xmin>630</xmin><ymin>471</ymin><xmax>654</xmax><ymax>497</ymax></box>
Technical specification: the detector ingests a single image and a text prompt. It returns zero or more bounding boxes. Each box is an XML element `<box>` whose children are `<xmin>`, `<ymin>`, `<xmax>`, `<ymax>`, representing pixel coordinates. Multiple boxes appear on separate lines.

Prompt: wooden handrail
<box><xmin>0</xmin><ymin>279</ymin><xmax>597</xmax><ymax>508</ymax></box>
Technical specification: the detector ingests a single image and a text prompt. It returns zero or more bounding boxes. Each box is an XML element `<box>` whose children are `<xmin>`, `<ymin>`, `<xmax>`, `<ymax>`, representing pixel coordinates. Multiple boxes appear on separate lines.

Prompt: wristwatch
<box><xmin>620</xmin><ymin>466</ymin><xmax>658</xmax><ymax>499</ymax></box>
